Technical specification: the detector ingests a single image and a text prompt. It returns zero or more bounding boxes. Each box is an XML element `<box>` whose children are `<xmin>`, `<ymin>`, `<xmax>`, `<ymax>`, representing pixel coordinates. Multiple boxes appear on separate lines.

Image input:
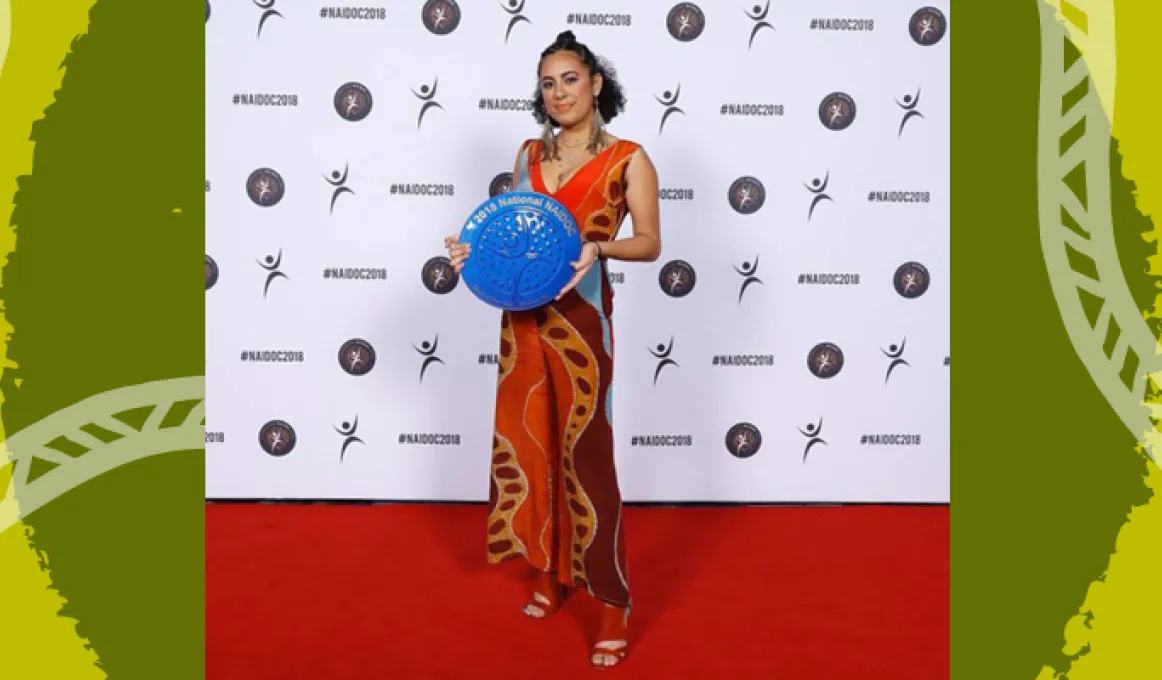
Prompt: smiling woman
<box><xmin>442</xmin><ymin>29</ymin><xmax>660</xmax><ymax>670</ymax></box>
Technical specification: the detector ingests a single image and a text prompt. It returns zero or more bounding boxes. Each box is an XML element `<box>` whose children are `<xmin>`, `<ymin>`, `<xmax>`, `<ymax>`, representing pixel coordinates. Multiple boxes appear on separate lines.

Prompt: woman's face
<box><xmin>539</xmin><ymin>50</ymin><xmax>601</xmax><ymax>127</ymax></box>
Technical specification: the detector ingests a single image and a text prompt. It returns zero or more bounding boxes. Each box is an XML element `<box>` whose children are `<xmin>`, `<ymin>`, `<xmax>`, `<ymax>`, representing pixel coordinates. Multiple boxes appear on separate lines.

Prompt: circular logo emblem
<box><xmin>422</xmin><ymin>0</ymin><xmax>461</xmax><ymax>35</ymax></box>
<box><xmin>819</xmin><ymin>92</ymin><xmax>857</xmax><ymax>131</ymax></box>
<box><xmin>725</xmin><ymin>422</ymin><xmax>762</xmax><ymax>459</ymax></box>
<box><xmin>422</xmin><ymin>255</ymin><xmax>459</xmax><ymax>295</ymax></box>
<box><xmin>728</xmin><ymin>176</ymin><xmax>766</xmax><ymax>215</ymax></box>
<box><xmin>259</xmin><ymin>420</ymin><xmax>296</xmax><ymax>457</ymax></box>
<box><xmin>808</xmin><ymin>342</ymin><xmax>845</xmax><ymax>379</ymax></box>
<box><xmin>667</xmin><ymin>3</ymin><xmax>705</xmax><ymax>42</ymax></box>
<box><xmin>205</xmin><ymin>255</ymin><xmax>218</xmax><ymax>290</ymax></box>
<box><xmin>246</xmin><ymin>168</ymin><xmax>284</xmax><ymax>207</ymax></box>
<box><xmin>459</xmin><ymin>193</ymin><xmax>582</xmax><ymax>311</ymax></box>
<box><xmin>338</xmin><ymin>338</ymin><xmax>377</xmax><ymax>376</ymax></box>
<box><xmin>658</xmin><ymin>260</ymin><xmax>696</xmax><ymax>298</ymax></box>
<box><xmin>910</xmin><ymin>7</ymin><xmax>947</xmax><ymax>46</ymax></box>
<box><xmin>489</xmin><ymin>172</ymin><xmax>513</xmax><ymax>197</ymax></box>
<box><xmin>334</xmin><ymin>82</ymin><xmax>373</xmax><ymax>122</ymax></box>
<box><xmin>894</xmin><ymin>261</ymin><xmax>930</xmax><ymax>299</ymax></box>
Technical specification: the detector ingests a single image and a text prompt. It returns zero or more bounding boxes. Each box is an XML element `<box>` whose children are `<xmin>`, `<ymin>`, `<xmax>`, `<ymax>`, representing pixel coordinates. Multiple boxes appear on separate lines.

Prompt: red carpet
<box><xmin>207</xmin><ymin>503</ymin><xmax>948</xmax><ymax>679</ymax></box>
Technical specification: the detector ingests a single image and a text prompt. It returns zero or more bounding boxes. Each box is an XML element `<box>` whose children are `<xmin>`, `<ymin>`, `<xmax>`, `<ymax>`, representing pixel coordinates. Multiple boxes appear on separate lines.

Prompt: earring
<box><xmin>589</xmin><ymin>97</ymin><xmax>604</xmax><ymax>152</ymax></box>
<box><xmin>541</xmin><ymin>119</ymin><xmax>556</xmax><ymax>159</ymax></box>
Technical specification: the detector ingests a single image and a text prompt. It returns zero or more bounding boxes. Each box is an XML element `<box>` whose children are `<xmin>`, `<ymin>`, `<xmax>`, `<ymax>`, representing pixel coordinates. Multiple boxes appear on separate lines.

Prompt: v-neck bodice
<box><xmin>517</xmin><ymin>137</ymin><xmax>640</xmax><ymax>245</ymax></box>
<box><xmin>534</xmin><ymin>142</ymin><xmax>619</xmax><ymax>195</ymax></box>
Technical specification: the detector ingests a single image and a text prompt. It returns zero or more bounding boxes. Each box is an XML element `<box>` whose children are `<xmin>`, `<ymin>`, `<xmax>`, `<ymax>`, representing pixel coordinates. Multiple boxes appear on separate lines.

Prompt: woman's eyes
<box><xmin>541</xmin><ymin>77</ymin><xmax>579</xmax><ymax>89</ymax></box>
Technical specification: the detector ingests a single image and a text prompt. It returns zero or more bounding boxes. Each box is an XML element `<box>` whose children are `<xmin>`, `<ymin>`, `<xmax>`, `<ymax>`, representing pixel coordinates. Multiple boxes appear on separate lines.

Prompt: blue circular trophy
<box><xmin>458</xmin><ymin>191</ymin><xmax>582</xmax><ymax>311</ymax></box>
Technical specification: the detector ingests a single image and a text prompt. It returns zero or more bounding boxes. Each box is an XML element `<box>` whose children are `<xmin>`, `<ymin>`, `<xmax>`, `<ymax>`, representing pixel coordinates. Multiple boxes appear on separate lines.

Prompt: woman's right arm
<box><xmin>509</xmin><ymin>139</ymin><xmax>527</xmax><ymax>190</ymax></box>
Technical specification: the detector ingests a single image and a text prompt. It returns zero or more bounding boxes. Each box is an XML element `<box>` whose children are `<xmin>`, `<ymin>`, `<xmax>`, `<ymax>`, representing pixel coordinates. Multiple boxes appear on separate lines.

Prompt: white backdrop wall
<box><xmin>205</xmin><ymin>0</ymin><xmax>951</xmax><ymax>503</ymax></box>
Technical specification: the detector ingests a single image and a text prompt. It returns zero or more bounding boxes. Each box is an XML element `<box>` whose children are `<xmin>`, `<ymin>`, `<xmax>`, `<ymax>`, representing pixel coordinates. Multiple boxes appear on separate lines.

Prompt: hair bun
<box><xmin>555</xmin><ymin>30</ymin><xmax>576</xmax><ymax>44</ymax></box>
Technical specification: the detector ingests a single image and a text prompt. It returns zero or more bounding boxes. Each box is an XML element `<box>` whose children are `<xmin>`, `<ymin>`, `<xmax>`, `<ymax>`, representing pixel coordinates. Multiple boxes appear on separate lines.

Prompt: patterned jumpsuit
<box><xmin>485</xmin><ymin>138</ymin><xmax>640</xmax><ymax>608</ymax></box>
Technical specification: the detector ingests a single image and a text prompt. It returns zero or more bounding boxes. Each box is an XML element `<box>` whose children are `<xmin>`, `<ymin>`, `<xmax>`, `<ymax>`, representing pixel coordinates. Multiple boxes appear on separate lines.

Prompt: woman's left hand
<box><xmin>555</xmin><ymin>242</ymin><xmax>600</xmax><ymax>301</ymax></box>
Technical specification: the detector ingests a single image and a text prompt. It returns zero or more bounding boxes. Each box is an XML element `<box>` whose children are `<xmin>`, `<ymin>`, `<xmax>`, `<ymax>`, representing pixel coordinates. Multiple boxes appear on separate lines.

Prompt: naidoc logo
<box><xmin>422</xmin><ymin>0</ymin><xmax>461</xmax><ymax>35</ymax></box>
<box><xmin>734</xmin><ymin>255</ymin><xmax>763</xmax><ymax>304</ymax></box>
<box><xmin>246</xmin><ymin>167</ymin><xmax>285</xmax><ymax>207</ymax></box>
<box><xmin>728</xmin><ymin>176</ymin><xmax>766</xmax><ymax>214</ymax></box>
<box><xmin>655</xmin><ymin>85</ymin><xmax>685</xmax><ymax>134</ymax></box>
<box><xmin>239</xmin><ymin>349</ymin><xmax>304</xmax><ymax>363</ymax></box>
<box><xmin>478</xmin><ymin>97</ymin><xmax>535</xmax><ymax>112</ymax></box>
<box><xmin>799</xmin><ymin>272</ymin><xmax>860</xmax><ymax>285</ymax></box>
<box><xmin>725</xmin><ymin>422</ymin><xmax>762</xmax><ymax>459</ymax></box>
<box><xmin>631</xmin><ymin>434</ymin><xmax>693</xmax><ymax>447</ymax></box>
<box><xmin>658</xmin><ymin>260</ymin><xmax>696</xmax><ymax>298</ymax></box>
<box><xmin>807</xmin><ymin>342</ymin><xmax>844</xmax><ymax>379</ymax></box>
<box><xmin>819</xmin><ymin>92</ymin><xmax>856</xmax><ymax>131</ymax></box>
<box><xmin>666</xmin><ymin>3</ymin><xmax>705</xmax><ymax>42</ymax></box>
<box><xmin>882</xmin><ymin>338</ymin><xmax>910</xmax><ymax>384</ymax></box>
<box><xmin>567</xmin><ymin>12</ymin><xmax>632</xmax><ymax>27</ymax></box>
<box><xmin>413</xmin><ymin>78</ymin><xmax>445</xmax><ymax>129</ymax></box>
<box><xmin>744</xmin><ymin>1</ymin><xmax>775</xmax><ymax>49</ymax></box>
<box><xmin>319</xmin><ymin>7</ymin><xmax>387</xmax><ymax>20</ymax></box>
<box><xmin>232</xmin><ymin>92</ymin><xmax>298</xmax><ymax>108</ymax></box>
<box><xmin>323</xmin><ymin>267</ymin><xmax>386</xmax><ymax>281</ymax></box>
<box><xmin>391</xmin><ymin>182</ymin><xmax>454</xmax><ymax>197</ymax></box>
<box><xmin>325</xmin><ymin>163</ymin><xmax>355</xmax><ymax>214</ymax></box>
<box><xmin>335</xmin><ymin>416</ymin><xmax>364</xmax><ymax>462</ymax></box>
<box><xmin>909</xmin><ymin>7</ymin><xmax>946</xmax><ymax>46</ymax></box>
<box><xmin>720</xmin><ymin>102</ymin><xmax>784</xmax><ymax>117</ymax></box>
<box><xmin>649</xmin><ymin>337</ymin><xmax>678</xmax><ymax>385</ymax></box>
<box><xmin>868</xmin><ymin>190</ymin><xmax>930</xmax><ymax>204</ymax></box>
<box><xmin>259</xmin><ymin>419</ymin><xmax>296</xmax><ymax>457</ymax></box>
<box><xmin>257</xmin><ymin>249</ymin><xmax>289</xmax><ymax>298</ymax></box>
<box><xmin>894</xmin><ymin>261</ymin><xmax>930</xmax><ymax>299</ymax></box>
<box><xmin>799</xmin><ymin>418</ymin><xmax>826</xmax><ymax>461</ymax></box>
<box><xmin>805</xmin><ymin>171</ymin><xmax>834</xmax><ymax>221</ymax></box>
<box><xmin>422</xmin><ymin>256</ymin><xmax>459</xmax><ymax>294</ymax></box>
<box><xmin>489</xmin><ymin>172</ymin><xmax>513</xmax><ymax>197</ymax></box>
<box><xmin>861</xmin><ymin>433</ymin><xmax>922</xmax><ymax>447</ymax></box>
<box><xmin>500</xmin><ymin>0</ymin><xmax>530</xmax><ymax>43</ymax></box>
<box><xmin>253</xmin><ymin>0</ymin><xmax>283</xmax><ymax>38</ymax></box>
<box><xmin>338</xmin><ymin>338</ymin><xmax>376</xmax><ymax>376</ymax></box>
<box><xmin>399</xmin><ymin>432</ymin><xmax>462</xmax><ymax>446</ymax></box>
<box><xmin>659</xmin><ymin>188</ymin><xmax>694</xmax><ymax>201</ymax></box>
<box><xmin>334</xmin><ymin>82</ymin><xmax>373</xmax><ymax>122</ymax></box>
<box><xmin>414</xmin><ymin>335</ymin><xmax>445</xmax><ymax>382</ymax></box>
<box><xmin>206</xmin><ymin>255</ymin><xmax>219</xmax><ymax>290</ymax></box>
<box><xmin>896</xmin><ymin>88</ymin><xmax>925</xmax><ymax>138</ymax></box>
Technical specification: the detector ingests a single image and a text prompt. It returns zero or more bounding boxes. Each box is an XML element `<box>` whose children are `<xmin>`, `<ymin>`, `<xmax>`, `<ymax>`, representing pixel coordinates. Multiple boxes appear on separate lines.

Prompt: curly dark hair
<box><xmin>531</xmin><ymin>30</ymin><xmax>627</xmax><ymax>129</ymax></box>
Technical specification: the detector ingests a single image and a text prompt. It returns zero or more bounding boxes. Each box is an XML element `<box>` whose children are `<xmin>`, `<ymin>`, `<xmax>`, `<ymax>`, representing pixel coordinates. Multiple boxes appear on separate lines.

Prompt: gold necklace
<box><xmin>557</xmin><ymin>134</ymin><xmax>587</xmax><ymax>148</ymax></box>
<box><xmin>555</xmin><ymin>146</ymin><xmax>586</xmax><ymax>166</ymax></box>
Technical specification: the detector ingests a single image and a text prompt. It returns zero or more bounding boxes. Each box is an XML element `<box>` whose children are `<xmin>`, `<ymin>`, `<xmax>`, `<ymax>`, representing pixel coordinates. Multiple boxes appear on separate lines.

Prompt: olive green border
<box><xmin>953</xmin><ymin>2</ymin><xmax>1155</xmax><ymax>679</ymax></box>
<box><xmin>1</xmin><ymin>1</ymin><xmax>204</xmax><ymax>678</ymax></box>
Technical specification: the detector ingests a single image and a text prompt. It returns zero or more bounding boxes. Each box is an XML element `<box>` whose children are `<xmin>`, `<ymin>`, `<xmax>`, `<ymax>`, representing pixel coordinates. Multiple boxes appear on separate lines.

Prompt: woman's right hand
<box><xmin>444</xmin><ymin>235</ymin><xmax>470</xmax><ymax>273</ymax></box>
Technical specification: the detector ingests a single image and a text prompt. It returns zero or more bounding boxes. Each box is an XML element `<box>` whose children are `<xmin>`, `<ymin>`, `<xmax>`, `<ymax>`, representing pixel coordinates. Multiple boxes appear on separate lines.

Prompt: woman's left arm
<box><xmin>594</xmin><ymin>148</ymin><xmax>662</xmax><ymax>263</ymax></box>
<box><xmin>556</xmin><ymin>149</ymin><xmax>662</xmax><ymax>300</ymax></box>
